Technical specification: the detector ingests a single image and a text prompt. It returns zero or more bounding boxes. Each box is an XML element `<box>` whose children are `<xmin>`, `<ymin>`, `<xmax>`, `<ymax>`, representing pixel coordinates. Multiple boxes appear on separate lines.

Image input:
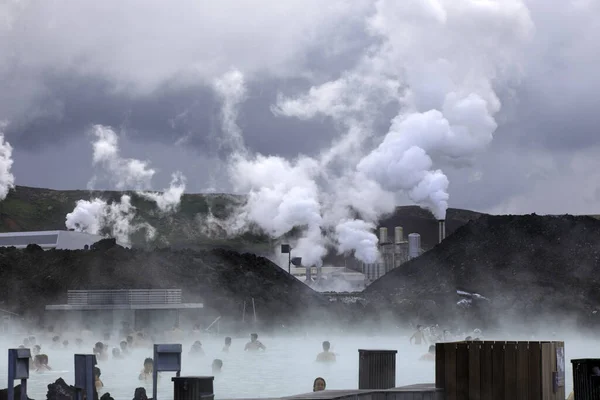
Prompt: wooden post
<box><xmin>504</xmin><ymin>342</ymin><xmax>518</xmax><ymax>399</ymax></box>
<box><xmin>468</xmin><ymin>341</ymin><xmax>481</xmax><ymax>400</ymax></box>
<box><xmin>516</xmin><ymin>342</ymin><xmax>529</xmax><ymax>400</ymax></box>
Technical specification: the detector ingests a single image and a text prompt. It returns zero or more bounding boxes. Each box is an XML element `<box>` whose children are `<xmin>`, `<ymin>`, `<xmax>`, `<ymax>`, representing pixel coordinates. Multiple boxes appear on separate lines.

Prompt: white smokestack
<box><xmin>438</xmin><ymin>219</ymin><xmax>446</xmax><ymax>244</ymax></box>
<box><xmin>394</xmin><ymin>226</ymin><xmax>403</xmax><ymax>243</ymax></box>
<box><xmin>408</xmin><ymin>233</ymin><xmax>421</xmax><ymax>259</ymax></box>
<box><xmin>379</xmin><ymin>227</ymin><xmax>388</xmax><ymax>244</ymax></box>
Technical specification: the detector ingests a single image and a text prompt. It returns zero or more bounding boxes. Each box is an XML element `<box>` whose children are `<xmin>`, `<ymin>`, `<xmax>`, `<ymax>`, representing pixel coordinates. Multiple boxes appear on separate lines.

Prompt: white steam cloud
<box><xmin>65</xmin><ymin>195</ymin><xmax>156</xmax><ymax>247</ymax></box>
<box><xmin>213</xmin><ymin>69</ymin><xmax>248</xmax><ymax>154</ymax></box>
<box><xmin>277</xmin><ymin>0</ymin><xmax>532</xmax><ymax>220</ymax></box>
<box><xmin>217</xmin><ymin>0</ymin><xmax>533</xmax><ymax>266</ymax></box>
<box><xmin>0</xmin><ymin>124</ymin><xmax>15</xmax><ymax>201</ymax></box>
<box><xmin>66</xmin><ymin>125</ymin><xmax>186</xmax><ymax>245</ymax></box>
<box><xmin>91</xmin><ymin>125</ymin><xmax>155</xmax><ymax>190</ymax></box>
<box><xmin>138</xmin><ymin>172</ymin><xmax>187</xmax><ymax>213</ymax></box>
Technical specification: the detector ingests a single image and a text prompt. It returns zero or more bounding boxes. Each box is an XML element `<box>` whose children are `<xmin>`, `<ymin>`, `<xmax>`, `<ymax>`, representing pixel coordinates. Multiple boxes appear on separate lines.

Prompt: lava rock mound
<box><xmin>364</xmin><ymin>214</ymin><xmax>600</xmax><ymax>329</ymax></box>
<box><xmin>0</xmin><ymin>246</ymin><xmax>349</xmax><ymax>327</ymax></box>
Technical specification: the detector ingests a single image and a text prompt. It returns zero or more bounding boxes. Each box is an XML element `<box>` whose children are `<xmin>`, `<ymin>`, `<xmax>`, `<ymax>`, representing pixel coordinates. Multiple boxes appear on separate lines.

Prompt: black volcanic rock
<box><xmin>364</xmin><ymin>214</ymin><xmax>600</xmax><ymax>330</ymax></box>
<box><xmin>0</xmin><ymin>246</ymin><xmax>351</xmax><ymax>328</ymax></box>
<box><xmin>0</xmin><ymin>384</ymin><xmax>33</xmax><ymax>400</ymax></box>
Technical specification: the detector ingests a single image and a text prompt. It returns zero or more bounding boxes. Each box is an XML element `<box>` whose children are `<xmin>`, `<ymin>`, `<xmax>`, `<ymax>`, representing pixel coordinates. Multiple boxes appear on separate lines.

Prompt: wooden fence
<box><xmin>436</xmin><ymin>341</ymin><xmax>565</xmax><ymax>400</ymax></box>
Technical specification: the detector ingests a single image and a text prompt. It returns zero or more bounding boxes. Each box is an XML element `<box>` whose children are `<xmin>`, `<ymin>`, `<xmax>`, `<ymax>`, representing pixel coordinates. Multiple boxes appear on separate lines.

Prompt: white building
<box><xmin>0</xmin><ymin>230</ymin><xmax>117</xmax><ymax>250</ymax></box>
<box><xmin>290</xmin><ymin>266</ymin><xmax>367</xmax><ymax>292</ymax></box>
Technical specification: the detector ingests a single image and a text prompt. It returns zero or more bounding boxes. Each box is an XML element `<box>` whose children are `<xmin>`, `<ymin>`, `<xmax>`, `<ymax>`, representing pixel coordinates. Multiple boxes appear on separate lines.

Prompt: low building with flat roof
<box><xmin>46</xmin><ymin>289</ymin><xmax>204</xmax><ymax>331</ymax></box>
<box><xmin>0</xmin><ymin>230</ymin><xmax>122</xmax><ymax>250</ymax></box>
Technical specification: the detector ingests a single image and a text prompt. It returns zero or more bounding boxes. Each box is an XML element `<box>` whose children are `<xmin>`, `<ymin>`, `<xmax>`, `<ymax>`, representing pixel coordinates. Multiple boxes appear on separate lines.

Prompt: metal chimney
<box><xmin>394</xmin><ymin>226</ymin><xmax>404</xmax><ymax>243</ymax></box>
<box><xmin>438</xmin><ymin>220</ymin><xmax>446</xmax><ymax>243</ymax></box>
<box><xmin>379</xmin><ymin>227</ymin><xmax>388</xmax><ymax>244</ymax></box>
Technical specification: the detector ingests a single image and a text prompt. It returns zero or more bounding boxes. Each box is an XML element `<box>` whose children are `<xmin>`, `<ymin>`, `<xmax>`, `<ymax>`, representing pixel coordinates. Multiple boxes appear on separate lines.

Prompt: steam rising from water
<box><xmin>0</xmin><ymin>321</ymin><xmax>590</xmax><ymax>399</ymax></box>
<box><xmin>217</xmin><ymin>0</ymin><xmax>533</xmax><ymax>266</ymax></box>
<box><xmin>0</xmin><ymin>124</ymin><xmax>15</xmax><ymax>201</ymax></box>
<box><xmin>65</xmin><ymin>125</ymin><xmax>185</xmax><ymax>245</ymax></box>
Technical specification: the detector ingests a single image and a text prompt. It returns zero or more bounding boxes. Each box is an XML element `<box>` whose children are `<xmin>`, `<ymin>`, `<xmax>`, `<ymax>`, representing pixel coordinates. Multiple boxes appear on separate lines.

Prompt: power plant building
<box><xmin>363</xmin><ymin>226</ymin><xmax>418</xmax><ymax>283</ymax></box>
<box><xmin>0</xmin><ymin>230</ymin><xmax>118</xmax><ymax>250</ymax></box>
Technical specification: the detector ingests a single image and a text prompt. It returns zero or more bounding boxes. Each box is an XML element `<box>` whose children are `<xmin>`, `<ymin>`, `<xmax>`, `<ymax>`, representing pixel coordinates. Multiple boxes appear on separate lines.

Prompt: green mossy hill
<box><xmin>0</xmin><ymin>186</ymin><xmax>485</xmax><ymax>258</ymax></box>
<box><xmin>0</xmin><ymin>185</ymin><xmax>272</xmax><ymax>253</ymax></box>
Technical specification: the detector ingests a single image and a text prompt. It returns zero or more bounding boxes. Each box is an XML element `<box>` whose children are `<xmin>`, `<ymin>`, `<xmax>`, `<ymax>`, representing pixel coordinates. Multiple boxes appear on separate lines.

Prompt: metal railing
<box><xmin>67</xmin><ymin>289</ymin><xmax>182</xmax><ymax>306</ymax></box>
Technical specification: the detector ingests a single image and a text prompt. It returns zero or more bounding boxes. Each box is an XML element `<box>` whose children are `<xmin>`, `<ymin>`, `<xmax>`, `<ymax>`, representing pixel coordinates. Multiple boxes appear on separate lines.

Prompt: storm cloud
<box><xmin>1</xmin><ymin>0</ymin><xmax>599</xmax><ymax>214</ymax></box>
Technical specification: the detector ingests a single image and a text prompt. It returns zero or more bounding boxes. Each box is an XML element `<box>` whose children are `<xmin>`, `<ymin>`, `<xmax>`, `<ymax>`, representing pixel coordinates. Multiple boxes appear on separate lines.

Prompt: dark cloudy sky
<box><xmin>1</xmin><ymin>0</ymin><xmax>599</xmax><ymax>215</ymax></box>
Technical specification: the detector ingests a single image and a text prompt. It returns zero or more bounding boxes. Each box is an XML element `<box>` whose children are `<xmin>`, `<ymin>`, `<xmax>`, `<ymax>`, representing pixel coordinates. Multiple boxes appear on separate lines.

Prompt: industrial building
<box><xmin>0</xmin><ymin>230</ymin><xmax>115</xmax><ymax>250</ymax></box>
<box><xmin>45</xmin><ymin>289</ymin><xmax>204</xmax><ymax>331</ymax></box>
<box><xmin>362</xmin><ymin>222</ymin><xmax>447</xmax><ymax>284</ymax></box>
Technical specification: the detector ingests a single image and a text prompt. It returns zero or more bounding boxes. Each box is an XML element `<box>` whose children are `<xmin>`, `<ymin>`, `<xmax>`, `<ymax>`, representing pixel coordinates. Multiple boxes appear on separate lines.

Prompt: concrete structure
<box><xmin>45</xmin><ymin>289</ymin><xmax>204</xmax><ymax>331</ymax></box>
<box><xmin>0</xmin><ymin>230</ymin><xmax>117</xmax><ymax>250</ymax></box>
<box><xmin>362</xmin><ymin>226</ymin><xmax>411</xmax><ymax>284</ymax></box>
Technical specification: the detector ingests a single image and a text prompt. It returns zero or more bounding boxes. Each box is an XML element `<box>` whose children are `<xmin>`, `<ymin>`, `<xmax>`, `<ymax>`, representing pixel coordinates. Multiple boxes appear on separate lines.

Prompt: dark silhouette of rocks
<box><xmin>0</xmin><ymin>246</ymin><xmax>352</xmax><ymax>328</ymax></box>
<box><xmin>364</xmin><ymin>214</ymin><xmax>600</xmax><ymax>330</ymax></box>
<box><xmin>45</xmin><ymin>377</ymin><xmax>99</xmax><ymax>400</ymax></box>
<box><xmin>0</xmin><ymin>384</ymin><xmax>33</xmax><ymax>400</ymax></box>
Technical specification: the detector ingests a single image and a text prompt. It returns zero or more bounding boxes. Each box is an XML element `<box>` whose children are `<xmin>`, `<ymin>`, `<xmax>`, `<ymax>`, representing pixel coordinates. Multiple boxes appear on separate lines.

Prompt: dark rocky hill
<box><xmin>363</xmin><ymin>214</ymin><xmax>600</xmax><ymax>331</ymax></box>
<box><xmin>0</xmin><ymin>240</ymin><xmax>358</xmax><ymax>329</ymax></box>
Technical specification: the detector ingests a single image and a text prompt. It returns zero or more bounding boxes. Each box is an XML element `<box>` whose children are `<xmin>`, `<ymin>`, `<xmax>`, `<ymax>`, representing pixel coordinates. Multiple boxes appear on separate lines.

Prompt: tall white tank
<box><xmin>394</xmin><ymin>226</ymin><xmax>404</xmax><ymax>243</ymax></box>
<box><xmin>379</xmin><ymin>227</ymin><xmax>388</xmax><ymax>244</ymax></box>
<box><xmin>408</xmin><ymin>233</ymin><xmax>421</xmax><ymax>259</ymax></box>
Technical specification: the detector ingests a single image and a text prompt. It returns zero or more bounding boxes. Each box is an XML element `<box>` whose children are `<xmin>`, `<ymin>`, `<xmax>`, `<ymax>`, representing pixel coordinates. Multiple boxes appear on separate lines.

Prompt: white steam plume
<box><xmin>65</xmin><ymin>195</ymin><xmax>156</xmax><ymax>247</ymax></box>
<box><xmin>213</xmin><ymin>69</ymin><xmax>248</xmax><ymax>154</ymax></box>
<box><xmin>66</xmin><ymin>125</ymin><xmax>186</xmax><ymax>245</ymax></box>
<box><xmin>229</xmin><ymin>154</ymin><xmax>327</xmax><ymax>266</ymax></box>
<box><xmin>0</xmin><ymin>124</ymin><xmax>15</xmax><ymax>200</ymax></box>
<box><xmin>217</xmin><ymin>71</ymin><xmax>385</xmax><ymax>265</ymax></box>
<box><xmin>276</xmin><ymin>0</ymin><xmax>533</xmax><ymax>220</ymax></box>
<box><xmin>335</xmin><ymin>219</ymin><xmax>379</xmax><ymax>264</ymax></box>
<box><xmin>91</xmin><ymin>125</ymin><xmax>155</xmax><ymax>190</ymax></box>
<box><xmin>138</xmin><ymin>172</ymin><xmax>187</xmax><ymax>213</ymax></box>
<box><xmin>217</xmin><ymin>0</ymin><xmax>533</xmax><ymax>266</ymax></box>
<box><xmin>90</xmin><ymin>124</ymin><xmax>186</xmax><ymax>211</ymax></box>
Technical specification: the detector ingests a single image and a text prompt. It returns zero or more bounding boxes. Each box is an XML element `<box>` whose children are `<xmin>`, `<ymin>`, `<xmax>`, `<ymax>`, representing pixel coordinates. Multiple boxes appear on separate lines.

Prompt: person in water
<box><xmin>51</xmin><ymin>336</ymin><xmax>61</xmax><ymax>349</ymax></box>
<box><xmin>313</xmin><ymin>377</ymin><xmax>326</xmax><ymax>392</ymax></box>
<box><xmin>112</xmin><ymin>348</ymin><xmax>123</xmax><ymax>359</ymax></box>
<box><xmin>244</xmin><ymin>333</ymin><xmax>266</xmax><ymax>351</ymax></box>
<box><xmin>139</xmin><ymin>358</ymin><xmax>154</xmax><ymax>381</ymax></box>
<box><xmin>120</xmin><ymin>341</ymin><xmax>130</xmax><ymax>355</ymax></box>
<box><xmin>410</xmin><ymin>325</ymin><xmax>427</xmax><ymax>345</ymax></box>
<box><xmin>419</xmin><ymin>345</ymin><xmax>436</xmax><ymax>361</ymax></box>
<box><xmin>316</xmin><ymin>341</ymin><xmax>336</xmax><ymax>363</ymax></box>
<box><xmin>34</xmin><ymin>354</ymin><xmax>52</xmax><ymax>372</ymax></box>
<box><xmin>212</xmin><ymin>359</ymin><xmax>223</xmax><ymax>374</ymax></box>
<box><xmin>223</xmin><ymin>337</ymin><xmax>232</xmax><ymax>352</ymax></box>
<box><xmin>94</xmin><ymin>342</ymin><xmax>108</xmax><ymax>361</ymax></box>
<box><xmin>189</xmin><ymin>341</ymin><xmax>205</xmax><ymax>356</ymax></box>
<box><xmin>94</xmin><ymin>367</ymin><xmax>104</xmax><ymax>390</ymax></box>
